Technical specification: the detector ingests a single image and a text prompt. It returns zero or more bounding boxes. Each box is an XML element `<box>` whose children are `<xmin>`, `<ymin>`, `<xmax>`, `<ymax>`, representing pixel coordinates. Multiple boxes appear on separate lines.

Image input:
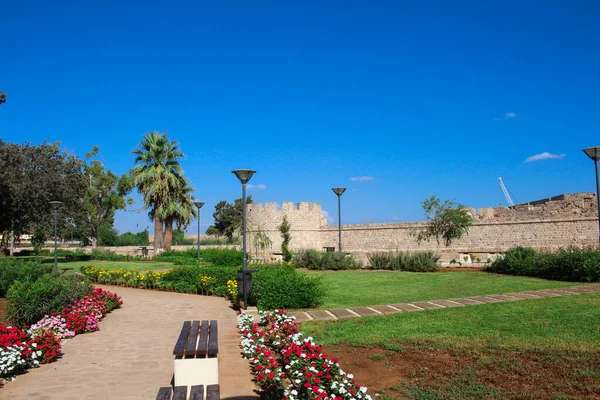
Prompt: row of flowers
<box><xmin>238</xmin><ymin>309</ymin><xmax>372</xmax><ymax>400</ymax></box>
<box><xmin>79</xmin><ymin>266</ymin><xmax>239</xmax><ymax>300</ymax></box>
<box><xmin>0</xmin><ymin>288</ymin><xmax>122</xmax><ymax>380</ymax></box>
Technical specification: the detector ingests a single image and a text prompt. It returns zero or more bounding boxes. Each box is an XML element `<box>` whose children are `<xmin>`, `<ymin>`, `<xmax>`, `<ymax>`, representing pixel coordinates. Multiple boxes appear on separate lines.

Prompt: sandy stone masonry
<box><xmin>246</xmin><ymin>192</ymin><xmax>599</xmax><ymax>261</ymax></box>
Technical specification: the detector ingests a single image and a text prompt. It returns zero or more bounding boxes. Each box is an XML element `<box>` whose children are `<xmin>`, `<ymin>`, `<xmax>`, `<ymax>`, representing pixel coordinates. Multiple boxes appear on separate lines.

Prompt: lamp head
<box><xmin>232</xmin><ymin>169</ymin><xmax>256</xmax><ymax>184</ymax></box>
<box><xmin>332</xmin><ymin>187</ymin><xmax>347</xmax><ymax>196</ymax></box>
<box><xmin>193</xmin><ymin>201</ymin><xmax>205</xmax><ymax>209</ymax></box>
<box><xmin>49</xmin><ymin>200</ymin><xmax>63</xmax><ymax>209</ymax></box>
<box><xmin>583</xmin><ymin>147</ymin><xmax>600</xmax><ymax>162</ymax></box>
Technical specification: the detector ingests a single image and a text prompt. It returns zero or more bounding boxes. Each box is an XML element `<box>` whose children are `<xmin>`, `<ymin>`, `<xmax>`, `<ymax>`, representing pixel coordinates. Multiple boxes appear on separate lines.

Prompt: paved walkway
<box><xmin>0</xmin><ymin>285</ymin><xmax>259</xmax><ymax>400</ymax></box>
<box><xmin>288</xmin><ymin>284</ymin><xmax>600</xmax><ymax>322</ymax></box>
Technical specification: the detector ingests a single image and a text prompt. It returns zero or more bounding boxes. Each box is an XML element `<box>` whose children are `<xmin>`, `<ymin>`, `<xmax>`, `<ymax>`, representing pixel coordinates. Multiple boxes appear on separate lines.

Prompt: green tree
<box><xmin>415</xmin><ymin>195</ymin><xmax>475</xmax><ymax>246</ymax></box>
<box><xmin>211</xmin><ymin>196</ymin><xmax>253</xmax><ymax>241</ymax></box>
<box><xmin>155</xmin><ymin>178</ymin><xmax>197</xmax><ymax>250</ymax></box>
<box><xmin>81</xmin><ymin>146</ymin><xmax>133</xmax><ymax>247</ymax></box>
<box><xmin>0</xmin><ymin>91</ymin><xmax>6</xmax><ymax>106</ymax></box>
<box><xmin>278</xmin><ymin>215</ymin><xmax>293</xmax><ymax>262</ymax></box>
<box><xmin>0</xmin><ymin>140</ymin><xmax>86</xmax><ymax>254</ymax></box>
<box><xmin>130</xmin><ymin>132</ymin><xmax>184</xmax><ymax>253</ymax></box>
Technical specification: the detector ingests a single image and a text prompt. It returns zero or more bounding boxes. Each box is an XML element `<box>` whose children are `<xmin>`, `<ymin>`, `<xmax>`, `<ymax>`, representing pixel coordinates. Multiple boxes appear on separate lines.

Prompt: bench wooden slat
<box><xmin>208</xmin><ymin>320</ymin><xmax>218</xmax><ymax>357</ymax></box>
<box><xmin>173</xmin><ymin>321</ymin><xmax>192</xmax><ymax>356</ymax></box>
<box><xmin>206</xmin><ymin>384</ymin><xmax>220</xmax><ymax>400</ymax></box>
<box><xmin>185</xmin><ymin>320</ymin><xmax>200</xmax><ymax>356</ymax></box>
<box><xmin>196</xmin><ymin>320</ymin><xmax>209</xmax><ymax>357</ymax></box>
<box><xmin>189</xmin><ymin>385</ymin><xmax>204</xmax><ymax>400</ymax></box>
<box><xmin>173</xmin><ymin>386</ymin><xmax>187</xmax><ymax>400</ymax></box>
<box><xmin>156</xmin><ymin>387</ymin><xmax>172</xmax><ymax>400</ymax></box>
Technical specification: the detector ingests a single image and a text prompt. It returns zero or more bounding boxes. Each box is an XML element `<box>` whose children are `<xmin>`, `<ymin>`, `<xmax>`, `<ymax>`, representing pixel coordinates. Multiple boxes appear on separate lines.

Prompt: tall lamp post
<box><xmin>332</xmin><ymin>188</ymin><xmax>346</xmax><ymax>252</ymax></box>
<box><xmin>233</xmin><ymin>169</ymin><xmax>256</xmax><ymax>309</ymax></box>
<box><xmin>49</xmin><ymin>201</ymin><xmax>63</xmax><ymax>273</ymax></box>
<box><xmin>583</xmin><ymin>147</ymin><xmax>600</xmax><ymax>245</ymax></box>
<box><xmin>193</xmin><ymin>201</ymin><xmax>205</xmax><ymax>260</ymax></box>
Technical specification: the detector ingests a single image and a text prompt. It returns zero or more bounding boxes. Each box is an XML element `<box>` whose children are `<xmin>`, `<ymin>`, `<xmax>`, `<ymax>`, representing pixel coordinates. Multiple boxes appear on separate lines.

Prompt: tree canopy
<box><xmin>210</xmin><ymin>196</ymin><xmax>253</xmax><ymax>240</ymax></box>
<box><xmin>81</xmin><ymin>146</ymin><xmax>133</xmax><ymax>247</ymax></box>
<box><xmin>0</xmin><ymin>140</ymin><xmax>87</xmax><ymax>248</ymax></box>
<box><xmin>415</xmin><ymin>195</ymin><xmax>475</xmax><ymax>246</ymax></box>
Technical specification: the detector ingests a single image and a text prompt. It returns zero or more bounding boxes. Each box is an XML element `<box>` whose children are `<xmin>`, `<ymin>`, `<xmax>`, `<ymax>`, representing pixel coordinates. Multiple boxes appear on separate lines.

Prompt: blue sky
<box><xmin>1</xmin><ymin>1</ymin><xmax>599</xmax><ymax>234</ymax></box>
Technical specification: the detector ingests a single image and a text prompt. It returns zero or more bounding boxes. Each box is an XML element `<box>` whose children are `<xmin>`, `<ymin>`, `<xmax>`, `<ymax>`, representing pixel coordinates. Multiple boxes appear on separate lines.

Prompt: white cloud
<box><xmin>247</xmin><ymin>184</ymin><xmax>267</xmax><ymax>190</ymax></box>
<box><xmin>350</xmin><ymin>176</ymin><xmax>373</xmax><ymax>182</ymax></box>
<box><xmin>525</xmin><ymin>152</ymin><xmax>566</xmax><ymax>162</ymax></box>
<box><xmin>392</xmin><ymin>216</ymin><xmax>399</xmax><ymax>221</ymax></box>
<box><xmin>494</xmin><ymin>112</ymin><xmax>518</xmax><ymax>120</ymax></box>
<box><xmin>322</xmin><ymin>210</ymin><xmax>334</xmax><ymax>224</ymax></box>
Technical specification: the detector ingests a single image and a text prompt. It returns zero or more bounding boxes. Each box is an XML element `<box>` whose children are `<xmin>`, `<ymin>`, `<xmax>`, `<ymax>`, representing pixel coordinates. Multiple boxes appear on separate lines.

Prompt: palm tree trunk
<box><xmin>154</xmin><ymin>215</ymin><xmax>164</xmax><ymax>253</ymax></box>
<box><xmin>164</xmin><ymin>217</ymin><xmax>174</xmax><ymax>250</ymax></box>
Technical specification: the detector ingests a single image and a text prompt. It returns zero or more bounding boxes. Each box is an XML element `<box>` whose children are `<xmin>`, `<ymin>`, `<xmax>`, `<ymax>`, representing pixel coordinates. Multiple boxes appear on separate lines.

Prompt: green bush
<box><xmin>367</xmin><ymin>251</ymin><xmax>440</xmax><ymax>272</ymax></box>
<box><xmin>90</xmin><ymin>248</ymin><xmax>143</xmax><ymax>262</ymax></box>
<box><xmin>0</xmin><ymin>259</ymin><xmax>53</xmax><ymax>297</ymax></box>
<box><xmin>249</xmin><ymin>264</ymin><xmax>325</xmax><ymax>310</ymax></box>
<box><xmin>292</xmin><ymin>250</ymin><xmax>362</xmax><ymax>270</ymax></box>
<box><xmin>200</xmin><ymin>248</ymin><xmax>243</xmax><ymax>267</ymax></box>
<box><xmin>488</xmin><ymin>246</ymin><xmax>600</xmax><ymax>282</ymax></box>
<box><xmin>6</xmin><ymin>274</ymin><xmax>93</xmax><ymax>326</ymax></box>
<box><xmin>158</xmin><ymin>265</ymin><xmax>237</xmax><ymax>294</ymax></box>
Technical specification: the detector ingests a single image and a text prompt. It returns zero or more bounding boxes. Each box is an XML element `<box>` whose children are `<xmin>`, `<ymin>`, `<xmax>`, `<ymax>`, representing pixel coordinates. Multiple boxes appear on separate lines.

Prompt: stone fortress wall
<box><xmin>246</xmin><ymin>193</ymin><xmax>599</xmax><ymax>261</ymax></box>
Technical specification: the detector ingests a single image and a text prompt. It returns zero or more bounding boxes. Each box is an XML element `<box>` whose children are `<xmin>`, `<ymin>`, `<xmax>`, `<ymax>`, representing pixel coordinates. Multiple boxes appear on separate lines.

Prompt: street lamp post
<box><xmin>233</xmin><ymin>169</ymin><xmax>256</xmax><ymax>309</ymax></box>
<box><xmin>193</xmin><ymin>201</ymin><xmax>205</xmax><ymax>260</ymax></box>
<box><xmin>331</xmin><ymin>188</ymin><xmax>347</xmax><ymax>252</ymax></box>
<box><xmin>49</xmin><ymin>201</ymin><xmax>63</xmax><ymax>273</ymax></box>
<box><xmin>583</xmin><ymin>147</ymin><xmax>600</xmax><ymax>245</ymax></box>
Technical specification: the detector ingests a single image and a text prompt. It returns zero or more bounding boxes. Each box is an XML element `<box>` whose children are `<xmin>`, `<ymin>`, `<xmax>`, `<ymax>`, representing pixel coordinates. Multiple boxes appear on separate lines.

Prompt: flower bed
<box><xmin>0</xmin><ymin>288</ymin><xmax>122</xmax><ymax>381</ymax></box>
<box><xmin>238</xmin><ymin>309</ymin><xmax>373</xmax><ymax>400</ymax></box>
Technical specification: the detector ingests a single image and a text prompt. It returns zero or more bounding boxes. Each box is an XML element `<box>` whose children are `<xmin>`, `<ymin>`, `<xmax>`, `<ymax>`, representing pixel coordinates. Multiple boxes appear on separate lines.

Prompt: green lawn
<box><xmin>303</xmin><ymin>292</ymin><xmax>600</xmax><ymax>352</ymax></box>
<box><xmin>301</xmin><ymin>270</ymin><xmax>583</xmax><ymax>309</ymax></box>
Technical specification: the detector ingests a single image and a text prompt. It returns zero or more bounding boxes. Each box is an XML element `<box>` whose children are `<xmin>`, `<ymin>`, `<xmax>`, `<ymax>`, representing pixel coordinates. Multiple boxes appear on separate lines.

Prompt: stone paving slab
<box><xmin>541</xmin><ymin>289</ymin><xmax>578</xmax><ymax>296</ymax></box>
<box><xmin>486</xmin><ymin>294</ymin><xmax>524</xmax><ymax>302</ymax></box>
<box><xmin>450</xmin><ymin>298</ymin><xmax>486</xmax><ymax>305</ymax></box>
<box><xmin>289</xmin><ymin>311</ymin><xmax>312</xmax><ymax>322</ymax></box>
<box><xmin>329</xmin><ymin>308</ymin><xmax>357</xmax><ymax>319</ymax></box>
<box><xmin>370</xmin><ymin>305</ymin><xmax>403</xmax><ymax>314</ymax></box>
<box><xmin>389</xmin><ymin>303</ymin><xmax>424</xmax><ymax>312</ymax></box>
<box><xmin>524</xmin><ymin>290</ymin><xmax>562</xmax><ymax>297</ymax></box>
<box><xmin>307</xmin><ymin>310</ymin><xmax>335</xmax><ymax>321</ymax></box>
<box><xmin>410</xmin><ymin>301</ymin><xmax>445</xmax><ymax>310</ymax></box>
<box><xmin>466</xmin><ymin>296</ymin><xmax>505</xmax><ymax>303</ymax></box>
<box><xmin>429</xmin><ymin>299</ymin><xmax>465</xmax><ymax>308</ymax></box>
<box><xmin>349</xmin><ymin>307</ymin><xmax>381</xmax><ymax>317</ymax></box>
<box><xmin>0</xmin><ymin>285</ymin><xmax>259</xmax><ymax>400</ymax></box>
<box><xmin>503</xmin><ymin>292</ymin><xmax>542</xmax><ymax>299</ymax></box>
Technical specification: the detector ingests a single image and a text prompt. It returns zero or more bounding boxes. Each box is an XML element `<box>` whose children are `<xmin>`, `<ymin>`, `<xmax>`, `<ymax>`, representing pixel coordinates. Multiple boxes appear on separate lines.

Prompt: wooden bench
<box><xmin>171</xmin><ymin>320</ymin><xmax>219</xmax><ymax>399</ymax></box>
<box><xmin>156</xmin><ymin>384</ymin><xmax>220</xmax><ymax>400</ymax></box>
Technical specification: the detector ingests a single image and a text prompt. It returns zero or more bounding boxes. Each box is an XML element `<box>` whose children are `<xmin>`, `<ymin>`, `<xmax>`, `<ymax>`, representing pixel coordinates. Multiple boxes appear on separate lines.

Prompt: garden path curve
<box><xmin>0</xmin><ymin>285</ymin><xmax>258</xmax><ymax>400</ymax></box>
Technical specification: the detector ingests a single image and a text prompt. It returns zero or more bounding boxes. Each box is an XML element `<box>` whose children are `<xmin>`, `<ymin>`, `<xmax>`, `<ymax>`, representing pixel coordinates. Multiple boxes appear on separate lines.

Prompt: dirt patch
<box><xmin>326</xmin><ymin>344</ymin><xmax>600</xmax><ymax>399</ymax></box>
<box><xmin>0</xmin><ymin>298</ymin><xmax>9</xmax><ymax>326</ymax></box>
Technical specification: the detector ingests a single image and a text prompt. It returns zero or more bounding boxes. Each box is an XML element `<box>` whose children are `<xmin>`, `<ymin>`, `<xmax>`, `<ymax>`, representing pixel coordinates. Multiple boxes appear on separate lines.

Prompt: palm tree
<box><xmin>131</xmin><ymin>132</ymin><xmax>184</xmax><ymax>253</ymax></box>
<box><xmin>155</xmin><ymin>177</ymin><xmax>197</xmax><ymax>250</ymax></box>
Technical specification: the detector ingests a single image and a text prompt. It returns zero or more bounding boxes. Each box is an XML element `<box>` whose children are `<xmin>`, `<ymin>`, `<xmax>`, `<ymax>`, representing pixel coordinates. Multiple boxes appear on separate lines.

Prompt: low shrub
<box><xmin>6</xmin><ymin>274</ymin><xmax>94</xmax><ymax>327</ymax></box>
<box><xmin>90</xmin><ymin>248</ymin><xmax>143</xmax><ymax>262</ymax></box>
<box><xmin>0</xmin><ymin>258</ymin><xmax>53</xmax><ymax>296</ymax></box>
<box><xmin>367</xmin><ymin>251</ymin><xmax>440</xmax><ymax>272</ymax></box>
<box><xmin>488</xmin><ymin>246</ymin><xmax>600</xmax><ymax>282</ymax></box>
<box><xmin>0</xmin><ymin>326</ymin><xmax>61</xmax><ymax>378</ymax></box>
<box><xmin>292</xmin><ymin>250</ymin><xmax>361</xmax><ymax>270</ymax></box>
<box><xmin>200</xmin><ymin>248</ymin><xmax>243</xmax><ymax>267</ymax></box>
<box><xmin>250</xmin><ymin>265</ymin><xmax>325</xmax><ymax>309</ymax></box>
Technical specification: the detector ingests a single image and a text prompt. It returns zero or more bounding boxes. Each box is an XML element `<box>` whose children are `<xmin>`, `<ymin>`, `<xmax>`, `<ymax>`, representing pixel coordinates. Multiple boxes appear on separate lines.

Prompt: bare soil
<box><xmin>0</xmin><ymin>298</ymin><xmax>8</xmax><ymax>326</ymax></box>
<box><xmin>326</xmin><ymin>344</ymin><xmax>600</xmax><ymax>399</ymax></box>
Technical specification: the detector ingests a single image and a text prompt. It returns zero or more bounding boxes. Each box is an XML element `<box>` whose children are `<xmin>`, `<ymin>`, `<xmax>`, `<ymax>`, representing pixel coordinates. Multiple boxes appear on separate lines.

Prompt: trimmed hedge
<box><xmin>6</xmin><ymin>274</ymin><xmax>94</xmax><ymax>326</ymax></box>
<box><xmin>292</xmin><ymin>250</ymin><xmax>362</xmax><ymax>270</ymax></box>
<box><xmin>487</xmin><ymin>246</ymin><xmax>600</xmax><ymax>282</ymax></box>
<box><xmin>0</xmin><ymin>258</ymin><xmax>53</xmax><ymax>297</ymax></box>
<box><xmin>367</xmin><ymin>251</ymin><xmax>440</xmax><ymax>272</ymax></box>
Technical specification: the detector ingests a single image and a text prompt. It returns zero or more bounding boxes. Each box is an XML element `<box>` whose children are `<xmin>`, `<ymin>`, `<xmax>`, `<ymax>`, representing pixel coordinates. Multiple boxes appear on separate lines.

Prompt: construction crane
<box><xmin>498</xmin><ymin>177</ymin><xmax>515</xmax><ymax>207</ymax></box>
